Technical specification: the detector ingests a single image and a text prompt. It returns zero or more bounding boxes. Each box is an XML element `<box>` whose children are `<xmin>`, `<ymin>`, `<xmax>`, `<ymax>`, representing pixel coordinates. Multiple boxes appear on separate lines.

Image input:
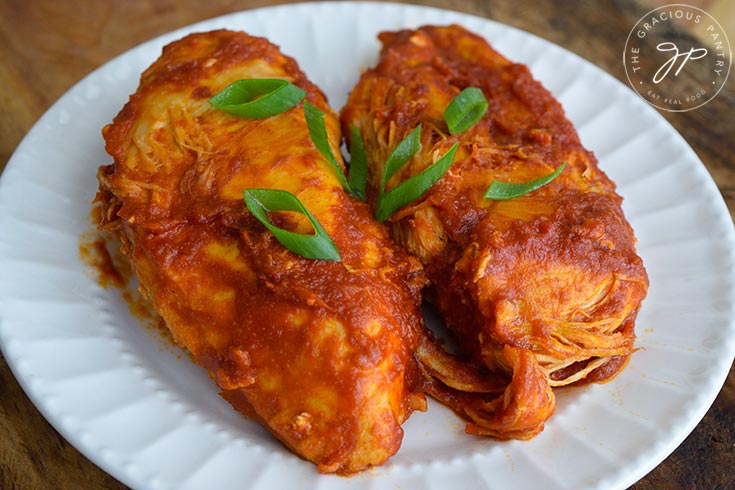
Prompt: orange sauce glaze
<box><xmin>79</xmin><ymin>207</ymin><xmax>175</xmax><ymax>349</ymax></box>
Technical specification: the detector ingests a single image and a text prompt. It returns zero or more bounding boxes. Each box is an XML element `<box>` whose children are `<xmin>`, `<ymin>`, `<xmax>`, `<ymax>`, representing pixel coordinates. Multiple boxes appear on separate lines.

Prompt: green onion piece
<box><xmin>380</xmin><ymin>125</ymin><xmax>423</xmax><ymax>192</ymax></box>
<box><xmin>375</xmin><ymin>126</ymin><xmax>459</xmax><ymax>221</ymax></box>
<box><xmin>484</xmin><ymin>162</ymin><xmax>567</xmax><ymax>200</ymax></box>
<box><xmin>444</xmin><ymin>87</ymin><xmax>488</xmax><ymax>135</ymax></box>
<box><xmin>209</xmin><ymin>79</ymin><xmax>306</xmax><ymax>119</ymax></box>
<box><xmin>243</xmin><ymin>188</ymin><xmax>340</xmax><ymax>261</ymax></box>
<box><xmin>348</xmin><ymin>125</ymin><xmax>368</xmax><ymax>201</ymax></box>
<box><xmin>303</xmin><ymin>101</ymin><xmax>354</xmax><ymax>195</ymax></box>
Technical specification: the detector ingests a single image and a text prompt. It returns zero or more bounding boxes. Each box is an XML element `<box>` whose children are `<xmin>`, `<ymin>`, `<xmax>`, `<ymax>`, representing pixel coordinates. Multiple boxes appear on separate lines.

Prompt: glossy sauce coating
<box><xmin>342</xmin><ymin>25</ymin><xmax>649</xmax><ymax>438</ymax></box>
<box><xmin>96</xmin><ymin>30</ymin><xmax>427</xmax><ymax>474</ymax></box>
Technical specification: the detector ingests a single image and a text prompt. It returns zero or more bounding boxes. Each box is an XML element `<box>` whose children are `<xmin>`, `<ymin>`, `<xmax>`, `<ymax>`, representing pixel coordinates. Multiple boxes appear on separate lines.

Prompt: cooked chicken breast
<box><xmin>96</xmin><ymin>29</ymin><xmax>427</xmax><ymax>473</ymax></box>
<box><xmin>341</xmin><ymin>25</ymin><xmax>648</xmax><ymax>439</ymax></box>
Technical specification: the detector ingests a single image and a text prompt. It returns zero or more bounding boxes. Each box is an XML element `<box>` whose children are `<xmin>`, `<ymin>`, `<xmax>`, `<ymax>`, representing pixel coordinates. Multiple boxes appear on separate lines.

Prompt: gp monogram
<box><xmin>624</xmin><ymin>3</ymin><xmax>731</xmax><ymax>112</ymax></box>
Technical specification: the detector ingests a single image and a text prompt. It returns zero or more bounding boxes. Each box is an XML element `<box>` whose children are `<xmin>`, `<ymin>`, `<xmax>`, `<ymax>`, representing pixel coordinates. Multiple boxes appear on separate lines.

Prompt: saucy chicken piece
<box><xmin>96</xmin><ymin>30</ymin><xmax>427</xmax><ymax>473</ymax></box>
<box><xmin>341</xmin><ymin>25</ymin><xmax>648</xmax><ymax>438</ymax></box>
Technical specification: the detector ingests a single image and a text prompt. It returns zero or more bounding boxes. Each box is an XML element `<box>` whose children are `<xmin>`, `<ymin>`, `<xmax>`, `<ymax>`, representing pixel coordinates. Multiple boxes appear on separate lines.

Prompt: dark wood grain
<box><xmin>0</xmin><ymin>1</ymin><xmax>733</xmax><ymax>489</ymax></box>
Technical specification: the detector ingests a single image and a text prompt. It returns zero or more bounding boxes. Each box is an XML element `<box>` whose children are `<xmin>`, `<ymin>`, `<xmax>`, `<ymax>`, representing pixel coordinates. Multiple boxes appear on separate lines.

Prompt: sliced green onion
<box><xmin>348</xmin><ymin>125</ymin><xmax>368</xmax><ymax>201</ymax></box>
<box><xmin>209</xmin><ymin>79</ymin><xmax>306</xmax><ymax>119</ymax></box>
<box><xmin>375</xmin><ymin>125</ymin><xmax>458</xmax><ymax>221</ymax></box>
<box><xmin>444</xmin><ymin>87</ymin><xmax>488</xmax><ymax>135</ymax></box>
<box><xmin>303</xmin><ymin>101</ymin><xmax>355</xmax><ymax>196</ymax></box>
<box><xmin>376</xmin><ymin>143</ymin><xmax>458</xmax><ymax>221</ymax></box>
<box><xmin>243</xmin><ymin>188</ymin><xmax>340</xmax><ymax>261</ymax></box>
<box><xmin>380</xmin><ymin>125</ymin><xmax>423</xmax><ymax>191</ymax></box>
<box><xmin>484</xmin><ymin>162</ymin><xmax>567</xmax><ymax>200</ymax></box>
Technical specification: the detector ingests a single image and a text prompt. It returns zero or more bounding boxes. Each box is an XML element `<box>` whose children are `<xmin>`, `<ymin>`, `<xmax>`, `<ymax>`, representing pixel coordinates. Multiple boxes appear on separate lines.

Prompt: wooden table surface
<box><xmin>1</xmin><ymin>1</ymin><xmax>733</xmax><ymax>488</ymax></box>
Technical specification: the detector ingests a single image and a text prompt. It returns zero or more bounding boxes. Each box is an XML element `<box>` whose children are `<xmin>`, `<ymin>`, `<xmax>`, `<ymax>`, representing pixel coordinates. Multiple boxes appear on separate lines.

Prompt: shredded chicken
<box><xmin>341</xmin><ymin>25</ymin><xmax>649</xmax><ymax>438</ymax></box>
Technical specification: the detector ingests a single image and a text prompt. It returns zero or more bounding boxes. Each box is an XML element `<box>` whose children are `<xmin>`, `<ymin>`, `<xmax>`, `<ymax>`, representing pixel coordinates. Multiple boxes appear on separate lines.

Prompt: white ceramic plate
<box><xmin>1</xmin><ymin>2</ymin><xmax>733</xmax><ymax>489</ymax></box>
